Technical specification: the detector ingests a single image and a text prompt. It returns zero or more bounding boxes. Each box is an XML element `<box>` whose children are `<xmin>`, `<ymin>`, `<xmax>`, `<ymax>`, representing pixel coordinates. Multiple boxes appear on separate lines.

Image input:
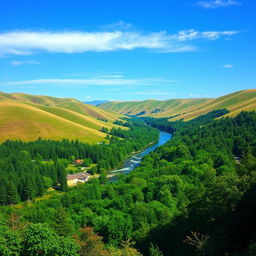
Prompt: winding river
<box><xmin>109</xmin><ymin>130</ymin><xmax>172</xmax><ymax>179</ymax></box>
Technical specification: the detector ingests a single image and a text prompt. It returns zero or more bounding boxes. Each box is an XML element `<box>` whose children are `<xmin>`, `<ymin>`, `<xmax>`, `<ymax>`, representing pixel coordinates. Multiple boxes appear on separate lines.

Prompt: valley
<box><xmin>100</xmin><ymin>89</ymin><xmax>256</xmax><ymax>120</ymax></box>
<box><xmin>0</xmin><ymin>90</ymin><xmax>256</xmax><ymax>256</ymax></box>
<box><xmin>1</xmin><ymin>1</ymin><xmax>255</xmax><ymax>255</ymax></box>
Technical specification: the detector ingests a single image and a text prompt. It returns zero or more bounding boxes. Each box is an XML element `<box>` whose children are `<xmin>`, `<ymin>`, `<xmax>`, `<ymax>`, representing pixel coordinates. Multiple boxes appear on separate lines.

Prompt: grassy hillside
<box><xmin>100</xmin><ymin>89</ymin><xmax>256</xmax><ymax>120</ymax></box>
<box><xmin>34</xmin><ymin>105</ymin><xmax>122</xmax><ymax>131</ymax></box>
<box><xmin>100</xmin><ymin>98</ymin><xmax>209</xmax><ymax>117</ymax></box>
<box><xmin>0</xmin><ymin>92</ymin><xmax>121</xmax><ymax>121</ymax></box>
<box><xmin>0</xmin><ymin>92</ymin><xmax>125</xmax><ymax>143</ymax></box>
<box><xmin>174</xmin><ymin>89</ymin><xmax>256</xmax><ymax>120</ymax></box>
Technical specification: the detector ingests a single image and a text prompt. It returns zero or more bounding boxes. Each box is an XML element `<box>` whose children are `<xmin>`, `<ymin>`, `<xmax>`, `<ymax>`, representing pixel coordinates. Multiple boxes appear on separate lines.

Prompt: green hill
<box><xmin>0</xmin><ymin>92</ymin><xmax>121</xmax><ymax>121</ymax></box>
<box><xmin>100</xmin><ymin>89</ymin><xmax>256</xmax><ymax>120</ymax></box>
<box><xmin>0</xmin><ymin>92</ymin><xmax>125</xmax><ymax>143</ymax></box>
<box><xmin>173</xmin><ymin>89</ymin><xmax>256</xmax><ymax>120</ymax></box>
<box><xmin>100</xmin><ymin>98</ymin><xmax>209</xmax><ymax>117</ymax></box>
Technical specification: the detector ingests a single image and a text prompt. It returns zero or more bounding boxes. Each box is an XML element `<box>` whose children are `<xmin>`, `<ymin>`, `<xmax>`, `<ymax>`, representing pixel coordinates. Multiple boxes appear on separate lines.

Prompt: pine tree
<box><xmin>0</xmin><ymin>172</ymin><xmax>7</xmax><ymax>205</ymax></box>
<box><xmin>5</xmin><ymin>181</ymin><xmax>19</xmax><ymax>204</ymax></box>
<box><xmin>21</xmin><ymin>177</ymin><xmax>35</xmax><ymax>201</ymax></box>
<box><xmin>56</xmin><ymin>163</ymin><xmax>68</xmax><ymax>192</ymax></box>
<box><xmin>53</xmin><ymin>208</ymin><xmax>73</xmax><ymax>237</ymax></box>
<box><xmin>35</xmin><ymin>175</ymin><xmax>45</xmax><ymax>196</ymax></box>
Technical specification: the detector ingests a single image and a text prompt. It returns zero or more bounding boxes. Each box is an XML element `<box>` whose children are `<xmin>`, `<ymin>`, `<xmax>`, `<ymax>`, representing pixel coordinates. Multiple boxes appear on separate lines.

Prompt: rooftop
<box><xmin>67</xmin><ymin>172</ymin><xmax>90</xmax><ymax>180</ymax></box>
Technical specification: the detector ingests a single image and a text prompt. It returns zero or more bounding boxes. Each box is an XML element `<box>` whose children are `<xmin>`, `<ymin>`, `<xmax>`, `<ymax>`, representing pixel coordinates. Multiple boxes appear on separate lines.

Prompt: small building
<box><xmin>234</xmin><ymin>156</ymin><xmax>241</xmax><ymax>164</ymax></box>
<box><xmin>73</xmin><ymin>159</ymin><xmax>84</xmax><ymax>166</ymax></box>
<box><xmin>67</xmin><ymin>172</ymin><xmax>90</xmax><ymax>186</ymax></box>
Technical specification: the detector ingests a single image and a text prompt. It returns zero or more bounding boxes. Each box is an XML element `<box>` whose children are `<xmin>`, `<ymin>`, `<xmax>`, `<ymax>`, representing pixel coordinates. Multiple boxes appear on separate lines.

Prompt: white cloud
<box><xmin>198</xmin><ymin>0</ymin><xmax>241</xmax><ymax>9</ymax></box>
<box><xmin>0</xmin><ymin>29</ymin><xmax>238</xmax><ymax>56</ymax></box>
<box><xmin>0</xmin><ymin>77</ymin><xmax>176</xmax><ymax>87</ymax></box>
<box><xmin>222</xmin><ymin>64</ymin><xmax>234</xmax><ymax>68</ymax></box>
<box><xmin>174</xmin><ymin>29</ymin><xmax>238</xmax><ymax>41</ymax></box>
<box><xmin>158</xmin><ymin>45</ymin><xmax>198</xmax><ymax>53</ymax></box>
<box><xmin>10</xmin><ymin>60</ymin><xmax>40</xmax><ymax>66</ymax></box>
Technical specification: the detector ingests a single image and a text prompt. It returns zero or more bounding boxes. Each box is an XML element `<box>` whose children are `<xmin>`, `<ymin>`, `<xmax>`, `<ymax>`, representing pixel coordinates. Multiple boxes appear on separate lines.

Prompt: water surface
<box><xmin>109</xmin><ymin>130</ymin><xmax>172</xmax><ymax>177</ymax></box>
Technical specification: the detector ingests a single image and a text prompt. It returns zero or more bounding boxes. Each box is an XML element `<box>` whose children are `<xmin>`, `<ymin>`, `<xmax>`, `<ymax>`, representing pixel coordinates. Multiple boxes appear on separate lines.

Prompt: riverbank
<box><xmin>108</xmin><ymin>130</ymin><xmax>172</xmax><ymax>181</ymax></box>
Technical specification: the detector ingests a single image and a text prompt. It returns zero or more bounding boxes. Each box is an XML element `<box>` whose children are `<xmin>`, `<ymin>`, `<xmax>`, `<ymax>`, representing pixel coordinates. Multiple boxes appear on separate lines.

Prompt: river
<box><xmin>109</xmin><ymin>130</ymin><xmax>172</xmax><ymax>180</ymax></box>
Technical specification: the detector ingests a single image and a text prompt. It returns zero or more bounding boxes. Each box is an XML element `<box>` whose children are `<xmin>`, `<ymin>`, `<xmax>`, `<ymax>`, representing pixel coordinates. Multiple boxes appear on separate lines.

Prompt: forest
<box><xmin>142</xmin><ymin>108</ymin><xmax>230</xmax><ymax>133</ymax></box>
<box><xmin>0</xmin><ymin>111</ymin><xmax>256</xmax><ymax>255</ymax></box>
<box><xmin>0</xmin><ymin>120</ymin><xmax>158</xmax><ymax>205</ymax></box>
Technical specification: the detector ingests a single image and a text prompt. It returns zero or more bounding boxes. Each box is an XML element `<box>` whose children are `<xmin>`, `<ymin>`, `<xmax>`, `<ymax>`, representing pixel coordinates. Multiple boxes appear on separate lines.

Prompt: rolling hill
<box><xmin>100</xmin><ymin>89</ymin><xmax>256</xmax><ymax>121</ymax></box>
<box><xmin>100</xmin><ymin>98</ymin><xmax>210</xmax><ymax>117</ymax></box>
<box><xmin>0</xmin><ymin>92</ymin><xmax>125</xmax><ymax>143</ymax></box>
<box><xmin>1</xmin><ymin>89</ymin><xmax>254</xmax><ymax>142</ymax></box>
<box><xmin>0</xmin><ymin>92</ymin><xmax>121</xmax><ymax>121</ymax></box>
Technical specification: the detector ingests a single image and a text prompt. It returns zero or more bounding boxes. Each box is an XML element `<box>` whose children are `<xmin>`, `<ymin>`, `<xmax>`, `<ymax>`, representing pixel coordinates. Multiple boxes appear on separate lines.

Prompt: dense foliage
<box><xmin>143</xmin><ymin>108</ymin><xmax>229</xmax><ymax>133</ymax></box>
<box><xmin>1</xmin><ymin>111</ymin><xmax>256</xmax><ymax>256</ymax></box>
<box><xmin>0</xmin><ymin>121</ymin><xmax>158</xmax><ymax>205</ymax></box>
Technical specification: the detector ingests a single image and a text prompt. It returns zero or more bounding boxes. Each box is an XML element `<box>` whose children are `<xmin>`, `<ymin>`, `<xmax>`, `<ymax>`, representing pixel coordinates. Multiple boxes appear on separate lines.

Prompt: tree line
<box><xmin>0</xmin><ymin>120</ymin><xmax>158</xmax><ymax>205</ymax></box>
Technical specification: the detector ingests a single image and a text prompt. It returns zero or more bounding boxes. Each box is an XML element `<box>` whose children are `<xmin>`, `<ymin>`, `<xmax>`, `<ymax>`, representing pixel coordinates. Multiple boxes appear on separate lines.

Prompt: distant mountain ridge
<box><xmin>100</xmin><ymin>89</ymin><xmax>256</xmax><ymax>120</ymax></box>
<box><xmin>84</xmin><ymin>100</ymin><xmax>110</xmax><ymax>106</ymax></box>
<box><xmin>0</xmin><ymin>92</ymin><xmax>124</xmax><ymax>143</ymax></box>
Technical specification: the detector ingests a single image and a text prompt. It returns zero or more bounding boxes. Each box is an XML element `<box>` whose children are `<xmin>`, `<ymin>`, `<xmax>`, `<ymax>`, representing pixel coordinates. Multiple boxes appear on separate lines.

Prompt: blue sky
<box><xmin>0</xmin><ymin>0</ymin><xmax>255</xmax><ymax>101</ymax></box>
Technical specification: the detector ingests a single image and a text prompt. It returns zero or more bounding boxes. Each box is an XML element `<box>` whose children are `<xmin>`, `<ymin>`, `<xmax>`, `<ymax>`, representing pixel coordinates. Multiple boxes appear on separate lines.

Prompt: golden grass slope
<box><xmin>0</xmin><ymin>92</ymin><xmax>122</xmax><ymax>121</ymax></box>
<box><xmin>0</xmin><ymin>92</ymin><xmax>126</xmax><ymax>143</ymax></box>
<box><xmin>33</xmin><ymin>105</ymin><xmax>122</xmax><ymax>131</ymax></box>
<box><xmin>100</xmin><ymin>98</ymin><xmax>209</xmax><ymax>117</ymax></box>
<box><xmin>0</xmin><ymin>101</ymin><xmax>106</xmax><ymax>143</ymax></box>
<box><xmin>173</xmin><ymin>89</ymin><xmax>256</xmax><ymax>121</ymax></box>
<box><xmin>100</xmin><ymin>89</ymin><xmax>256</xmax><ymax>121</ymax></box>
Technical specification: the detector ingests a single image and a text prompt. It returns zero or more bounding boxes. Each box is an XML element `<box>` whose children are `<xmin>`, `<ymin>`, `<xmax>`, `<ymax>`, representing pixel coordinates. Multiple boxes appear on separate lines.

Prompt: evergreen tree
<box><xmin>53</xmin><ymin>208</ymin><xmax>73</xmax><ymax>237</ymax></box>
<box><xmin>35</xmin><ymin>175</ymin><xmax>45</xmax><ymax>196</ymax></box>
<box><xmin>21</xmin><ymin>177</ymin><xmax>35</xmax><ymax>201</ymax></box>
<box><xmin>56</xmin><ymin>163</ymin><xmax>68</xmax><ymax>192</ymax></box>
<box><xmin>5</xmin><ymin>181</ymin><xmax>19</xmax><ymax>205</ymax></box>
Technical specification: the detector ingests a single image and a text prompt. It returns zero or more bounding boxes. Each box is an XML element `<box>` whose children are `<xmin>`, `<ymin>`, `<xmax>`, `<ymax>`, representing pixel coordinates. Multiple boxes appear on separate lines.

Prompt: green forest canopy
<box><xmin>0</xmin><ymin>111</ymin><xmax>256</xmax><ymax>255</ymax></box>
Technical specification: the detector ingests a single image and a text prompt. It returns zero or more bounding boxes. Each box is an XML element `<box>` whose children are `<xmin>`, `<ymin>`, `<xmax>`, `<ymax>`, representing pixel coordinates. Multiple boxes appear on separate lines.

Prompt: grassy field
<box><xmin>172</xmin><ymin>89</ymin><xmax>256</xmax><ymax>120</ymax></box>
<box><xmin>0</xmin><ymin>92</ymin><xmax>123</xmax><ymax>121</ymax></box>
<box><xmin>0</xmin><ymin>92</ymin><xmax>126</xmax><ymax>143</ymax></box>
<box><xmin>100</xmin><ymin>89</ymin><xmax>256</xmax><ymax>120</ymax></box>
<box><xmin>100</xmin><ymin>98</ymin><xmax>210</xmax><ymax>117</ymax></box>
<box><xmin>31</xmin><ymin>104</ymin><xmax>124</xmax><ymax>131</ymax></box>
